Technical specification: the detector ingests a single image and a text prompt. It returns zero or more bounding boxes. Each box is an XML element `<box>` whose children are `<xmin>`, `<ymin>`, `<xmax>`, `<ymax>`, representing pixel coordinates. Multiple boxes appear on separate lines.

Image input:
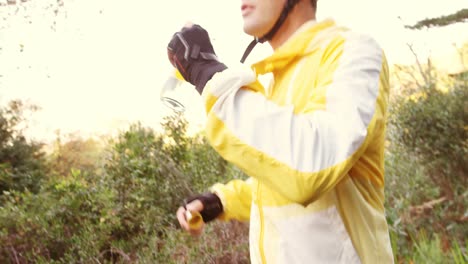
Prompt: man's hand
<box><xmin>176</xmin><ymin>199</ymin><xmax>205</xmax><ymax>236</ymax></box>
<box><xmin>176</xmin><ymin>192</ymin><xmax>223</xmax><ymax>236</ymax></box>
<box><xmin>167</xmin><ymin>24</ymin><xmax>227</xmax><ymax>94</ymax></box>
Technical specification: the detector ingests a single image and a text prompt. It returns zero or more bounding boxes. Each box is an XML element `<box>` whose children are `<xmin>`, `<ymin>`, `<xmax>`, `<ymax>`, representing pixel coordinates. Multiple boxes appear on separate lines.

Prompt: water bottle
<box><xmin>160</xmin><ymin>69</ymin><xmax>186</xmax><ymax>113</ymax></box>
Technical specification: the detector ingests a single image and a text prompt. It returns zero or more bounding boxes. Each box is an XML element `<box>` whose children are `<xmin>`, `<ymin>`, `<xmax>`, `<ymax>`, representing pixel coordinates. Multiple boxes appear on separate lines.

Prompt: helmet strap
<box><xmin>240</xmin><ymin>0</ymin><xmax>300</xmax><ymax>63</ymax></box>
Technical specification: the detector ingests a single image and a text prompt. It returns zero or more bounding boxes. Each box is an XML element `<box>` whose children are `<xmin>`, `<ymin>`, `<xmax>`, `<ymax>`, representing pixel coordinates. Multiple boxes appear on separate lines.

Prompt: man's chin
<box><xmin>243</xmin><ymin>24</ymin><xmax>266</xmax><ymax>39</ymax></box>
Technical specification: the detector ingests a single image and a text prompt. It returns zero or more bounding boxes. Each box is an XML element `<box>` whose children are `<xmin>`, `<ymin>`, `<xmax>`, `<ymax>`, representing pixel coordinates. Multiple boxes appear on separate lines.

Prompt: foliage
<box><xmin>48</xmin><ymin>132</ymin><xmax>104</xmax><ymax>178</ymax></box>
<box><xmin>0</xmin><ymin>100</ymin><xmax>47</xmax><ymax>195</ymax></box>
<box><xmin>405</xmin><ymin>8</ymin><xmax>468</xmax><ymax>29</ymax></box>
<box><xmin>386</xmin><ymin>45</ymin><xmax>468</xmax><ymax>262</ymax></box>
<box><xmin>142</xmin><ymin>222</ymin><xmax>249</xmax><ymax>264</ymax></box>
<box><xmin>389</xmin><ymin>79</ymin><xmax>467</xmax><ymax>197</ymax></box>
<box><xmin>0</xmin><ymin>170</ymin><xmax>117</xmax><ymax>263</ymax></box>
<box><xmin>410</xmin><ymin>232</ymin><xmax>467</xmax><ymax>264</ymax></box>
<box><xmin>0</xmin><ymin>112</ymin><xmax>250</xmax><ymax>263</ymax></box>
<box><xmin>102</xmin><ymin>120</ymin><xmax>191</xmax><ymax>248</ymax></box>
<box><xmin>0</xmin><ymin>0</ymin><xmax>67</xmax><ymax>31</ymax></box>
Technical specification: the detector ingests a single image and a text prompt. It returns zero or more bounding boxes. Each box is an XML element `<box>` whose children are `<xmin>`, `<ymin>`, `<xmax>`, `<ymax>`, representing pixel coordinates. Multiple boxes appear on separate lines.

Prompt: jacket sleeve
<box><xmin>210</xmin><ymin>178</ymin><xmax>253</xmax><ymax>222</ymax></box>
<box><xmin>202</xmin><ymin>34</ymin><xmax>388</xmax><ymax>205</ymax></box>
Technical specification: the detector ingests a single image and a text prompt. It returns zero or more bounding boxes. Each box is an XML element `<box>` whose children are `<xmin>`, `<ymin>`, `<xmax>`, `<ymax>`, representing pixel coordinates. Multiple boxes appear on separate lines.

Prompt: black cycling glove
<box><xmin>167</xmin><ymin>24</ymin><xmax>227</xmax><ymax>94</ymax></box>
<box><xmin>183</xmin><ymin>192</ymin><xmax>223</xmax><ymax>223</ymax></box>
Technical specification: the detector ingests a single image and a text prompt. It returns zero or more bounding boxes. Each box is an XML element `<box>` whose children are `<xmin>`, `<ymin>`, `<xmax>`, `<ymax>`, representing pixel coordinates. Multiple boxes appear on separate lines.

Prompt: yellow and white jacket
<box><xmin>202</xmin><ymin>19</ymin><xmax>394</xmax><ymax>264</ymax></box>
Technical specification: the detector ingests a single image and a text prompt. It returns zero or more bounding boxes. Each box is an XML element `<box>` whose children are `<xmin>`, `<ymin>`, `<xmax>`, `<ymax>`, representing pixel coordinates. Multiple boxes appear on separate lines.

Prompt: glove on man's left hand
<box><xmin>167</xmin><ymin>24</ymin><xmax>227</xmax><ymax>94</ymax></box>
<box><xmin>184</xmin><ymin>192</ymin><xmax>223</xmax><ymax>223</ymax></box>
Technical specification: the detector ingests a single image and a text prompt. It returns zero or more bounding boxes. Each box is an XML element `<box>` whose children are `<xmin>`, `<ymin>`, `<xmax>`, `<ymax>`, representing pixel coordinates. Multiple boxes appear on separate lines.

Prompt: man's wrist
<box><xmin>192</xmin><ymin>62</ymin><xmax>227</xmax><ymax>94</ymax></box>
<box><xmin>184</xmin><ymin>192</ymin><xmax>224</xmax><ymax>222</ymax></box>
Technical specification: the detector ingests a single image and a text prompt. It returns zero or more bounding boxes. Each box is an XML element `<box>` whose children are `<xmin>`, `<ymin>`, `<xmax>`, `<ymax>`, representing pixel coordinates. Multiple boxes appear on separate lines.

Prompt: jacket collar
<box><xmin>252</xmin><ymin>18</ymin><xmax>336</xmax><ymax>75</ymax></box>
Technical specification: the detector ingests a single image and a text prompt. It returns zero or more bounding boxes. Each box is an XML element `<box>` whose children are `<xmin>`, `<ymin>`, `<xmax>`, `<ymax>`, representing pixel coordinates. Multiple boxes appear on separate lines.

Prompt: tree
<box><xmin>0</xmin><ymin>0</ymin><xmax>67</xmax><ymax>31</ymax></box>
<box><xmin>405</xmin><ymin>9</ymin><xmax>468</xmax><ymax>29</ymax></box>
<box><xmin>49</xmin><ymin>132</ymin><xmax>104</xmax><ymax>177</ymax></box>
<box><xmin>0</xmin><ymin>100</ymin><xmax>47</xmax><ymax>195</ymax></box>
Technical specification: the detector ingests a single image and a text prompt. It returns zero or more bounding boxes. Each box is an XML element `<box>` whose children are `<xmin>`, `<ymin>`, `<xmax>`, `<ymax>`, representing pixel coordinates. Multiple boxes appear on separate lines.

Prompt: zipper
<box><xmin>257</xmin><ymin>183</ymin><xmax>267</xmax><ymax>264</ymax></box>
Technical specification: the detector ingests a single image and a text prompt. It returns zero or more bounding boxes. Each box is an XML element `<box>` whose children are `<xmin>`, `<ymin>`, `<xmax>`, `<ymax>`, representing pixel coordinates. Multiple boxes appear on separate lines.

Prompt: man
<box><xmin>167</xmin><ymin>0</ymin><xmax>394</xmax><ymax>263</ymax></box>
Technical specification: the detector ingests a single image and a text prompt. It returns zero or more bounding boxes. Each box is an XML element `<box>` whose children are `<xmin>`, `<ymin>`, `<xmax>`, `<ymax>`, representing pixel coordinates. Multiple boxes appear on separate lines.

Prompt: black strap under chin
<box><xmin>258</xmin><ymin>0</ymin><xmax>299</xmax><ymax>43</ymax></box>
<box><xmin>240</xmin><ymin>38</ymin><xmax>259</xmax><ymax>63</ymax></box>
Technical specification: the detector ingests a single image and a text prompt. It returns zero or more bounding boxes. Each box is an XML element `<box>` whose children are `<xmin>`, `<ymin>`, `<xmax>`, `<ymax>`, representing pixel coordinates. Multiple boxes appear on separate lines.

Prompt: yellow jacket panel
<box><xmin>202</xmin><ymin>19</ymin><xmax>394</xmax><ymax>264</ymax></box>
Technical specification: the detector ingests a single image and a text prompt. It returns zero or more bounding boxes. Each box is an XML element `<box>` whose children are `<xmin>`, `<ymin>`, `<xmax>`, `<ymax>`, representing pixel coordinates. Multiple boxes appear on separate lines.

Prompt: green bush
<box><xmin>99</xmin><ymin>115</ymin><xmax>249</xmax><ymax>262</ymax></box>
<box><xmin>48</xmin><ymin>132</ymin><xmax>104</xmax><ymax>178</ymax></box>
<box><xmin>386</xmin><ymin>56</ymin><xmax>468</xmax><ymax>262</ymax></box>
<box><xmin>103</xmin><ymin>121</ymin><xmax>190</xmax><ymax>247</ymax></box>
<box><xmin>0</xmin><ymin>100</ymin><xmax>47</xmax><ymax>195</ymax></box>
<box><xmin>0</xmin><ymin>170</ymin><xmax>117</xmax><ymax>263</ymax></box>
<box><xmin>389</xmin><ymin>81</ymin><xmax>467</xmax><ymax>197</ymax></box>
<box><xmin>0</xmin><ymin>111</ymin><xmax>251</xmax><ymax>263</ymax></box>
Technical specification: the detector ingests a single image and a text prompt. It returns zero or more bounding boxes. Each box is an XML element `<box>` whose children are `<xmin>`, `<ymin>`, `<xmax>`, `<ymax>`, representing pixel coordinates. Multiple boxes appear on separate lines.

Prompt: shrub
<box><xmin>0</xmin><ymin>100</ymin><xmax>47</xmax><ymax>195</ymax></box>
<box><xmin>389</xmin><ymin>82</ymin><xmax>467</xmax><ymax>197</ymax></box>
<box><xmin>386</xmin><ymin>50</ymin><xmax>467</xmax><ymax>262</ymax></box>
<box><xmin>0</xmin><ymin>170</ymin><xmax>117</xmax><ymax>263</ymax></box>
<box><xmin>48</xmin><ymin>132</ymin><xmax>104</xmax><ymax>178</ymax></box>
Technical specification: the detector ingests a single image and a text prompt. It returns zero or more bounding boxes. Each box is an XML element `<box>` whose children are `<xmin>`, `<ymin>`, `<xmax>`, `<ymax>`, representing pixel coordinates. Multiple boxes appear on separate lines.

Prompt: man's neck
<box><xmin>269</xmin><ymin>2</ymin><xmax>316</xmax><ymax>50</ymax></box>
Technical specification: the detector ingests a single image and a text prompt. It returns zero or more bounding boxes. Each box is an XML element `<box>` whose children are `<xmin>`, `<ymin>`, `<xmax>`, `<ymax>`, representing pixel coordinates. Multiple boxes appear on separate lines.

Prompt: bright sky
<box><xmin>1</xmin><ymin>0</ymin><xmax>467</xmax><ymax>142</ymax></box>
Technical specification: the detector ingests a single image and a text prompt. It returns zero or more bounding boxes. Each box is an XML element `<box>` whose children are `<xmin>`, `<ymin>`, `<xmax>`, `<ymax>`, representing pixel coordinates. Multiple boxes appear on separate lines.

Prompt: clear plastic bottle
<box><xmin>160</xmin><ymin>70</ymin><xmax>186</xmax><ymax>113</ymax></box>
